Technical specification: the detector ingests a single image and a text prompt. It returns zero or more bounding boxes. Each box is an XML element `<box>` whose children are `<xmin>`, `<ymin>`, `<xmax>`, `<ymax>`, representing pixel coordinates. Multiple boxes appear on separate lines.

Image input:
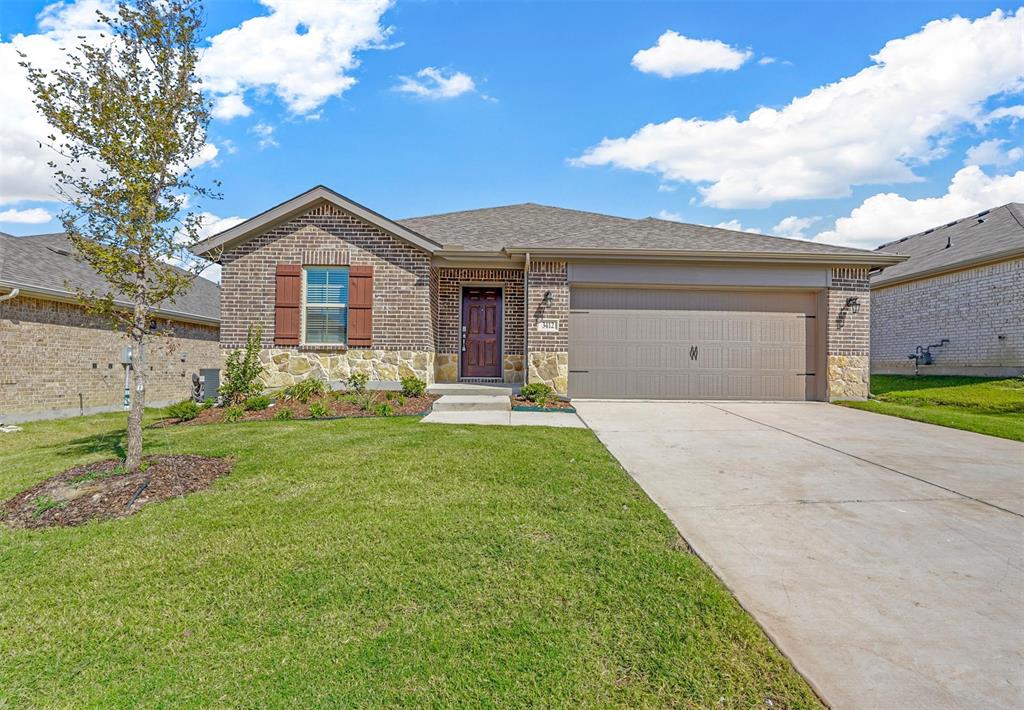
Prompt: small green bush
<box><xmin>520</xmin><ymin>382</ymin><xmax>554</xmax><ymax>406</ymax></box>
<box><xmin>166</xmin><ymin>399</ymin><xmax>201</xmax><ymax>421</ymax></box>
<box><xmin>274</xmin><ymin>407</ymin><xmax>294</xmax><ymax>421</ymax></box>
<box><xmin>374</xmin><ymin>402</ymin><xmax>394</xmax><ymax>417</ymax></box>
<box><xmin>224</xmin><ymin>405</ymin><xmax>245</xmax><ymax>423</ymax></box>
<box><xmin>400</xmin><ymin>375</ymin><xmax>427</xmax><ymax>398</ymax></box>
<box><xmin>348</xmin><ymin>371</ymin><xmax>370</xmax><ymax>393</ymax></box>
<box><xmin>309</xmin><ymin>401</ymin><xmax>329</xmax><ymax>419</ymax></box>
<box><xmin>353</xmin><ymin>390</ymin><xmax>378</xmax><ymax>412</ymax></box>
<box><xmin>244</xmin><ymin>395</ymin><xmax>272</xmax><ymax>411</ymax></box>
<box><xmin>221</xmin><ymin>324</ymin><xmax>266</xmax><ymax>405</ymax></box>
<box><xmin>285</xmin><ymin>378</ymin><xmax>326</xmax><ymax>404</ymax></box>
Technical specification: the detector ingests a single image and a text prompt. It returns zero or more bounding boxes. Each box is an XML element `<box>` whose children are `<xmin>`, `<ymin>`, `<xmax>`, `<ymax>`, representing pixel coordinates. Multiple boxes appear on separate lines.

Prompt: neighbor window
<box><xmin>303</xmin><ymin>267</ymin><xmax>348</xmax><ymax>344</ymax></box>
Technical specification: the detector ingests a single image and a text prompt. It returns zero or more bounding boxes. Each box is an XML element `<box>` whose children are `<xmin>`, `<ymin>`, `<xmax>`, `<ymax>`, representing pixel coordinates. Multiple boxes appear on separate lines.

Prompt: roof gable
<box><xmin>192</xmin><ymin>186</ymin><xmax>443</xmax><ymax>257</ymax></box>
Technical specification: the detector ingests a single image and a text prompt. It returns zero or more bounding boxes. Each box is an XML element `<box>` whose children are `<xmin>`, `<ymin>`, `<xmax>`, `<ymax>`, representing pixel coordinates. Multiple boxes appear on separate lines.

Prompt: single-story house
<box><xmin>0</xmin><ymin>231</ymin><xmax>223</xmax><ymax>422</ymax></box>
<box><xmin>192</xmin><ymin>186</ymin><xmax>904</xmax><ymax>401</ymax></box>
<box><xmin>871</xmin><ymin>203</ymin><xmax>1024</xmax><ymax>377</ymax></box>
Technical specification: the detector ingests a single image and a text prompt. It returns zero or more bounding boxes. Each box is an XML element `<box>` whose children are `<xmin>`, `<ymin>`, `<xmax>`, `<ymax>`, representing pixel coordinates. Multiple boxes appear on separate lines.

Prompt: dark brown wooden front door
<box><xmin>461</xmin><ymin>287</ymin><xmax>502</xmax><ymax>378</ymax></box>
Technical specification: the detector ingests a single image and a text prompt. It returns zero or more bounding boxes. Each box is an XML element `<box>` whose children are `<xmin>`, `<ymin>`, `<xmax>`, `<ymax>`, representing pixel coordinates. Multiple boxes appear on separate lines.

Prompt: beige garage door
<box><xmin>569</xmin><ymin>288</ymin><xmax>820</xmax><ymax>400</ymax></box>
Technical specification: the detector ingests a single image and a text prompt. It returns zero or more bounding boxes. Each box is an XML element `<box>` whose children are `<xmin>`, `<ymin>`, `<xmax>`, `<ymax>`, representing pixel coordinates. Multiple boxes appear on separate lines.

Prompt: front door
<box><xmin>461</xmin><ymin>287</ymin><xmax>502</xmax><ymax>378</ymax></box>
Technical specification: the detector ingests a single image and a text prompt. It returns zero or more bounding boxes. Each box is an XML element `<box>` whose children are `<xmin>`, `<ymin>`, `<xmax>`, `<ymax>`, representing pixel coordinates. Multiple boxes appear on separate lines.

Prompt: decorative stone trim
<box><xmin>435</xmin><ymin>353</ymin><xmax>458</xmax><ymax>383</ymax></box>
<box><xmin>503</xmin><ymin>354</ymin><xmax>524</xmax><ymax>383</ymax></box>
<box><xmin>257</xmin><ymin>349</ymin><xmax>434</xmax><ymax>389</ymax></box>
<box><xmin>528</xmin><ymin>351</ymin><xmax>568</xmax><ymax>394</ymax></box>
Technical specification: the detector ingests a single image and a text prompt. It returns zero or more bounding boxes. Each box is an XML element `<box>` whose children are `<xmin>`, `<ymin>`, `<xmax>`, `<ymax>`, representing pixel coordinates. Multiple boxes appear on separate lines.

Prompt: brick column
<box><xmin>526</xmin><ymin>261</ymin><xmax>569</xmax><ymax>394</ymax></box>
<box><xmin>827</xmin><ymin>267</ymin><xmax>871</xmax><ymax>400</ymax></box>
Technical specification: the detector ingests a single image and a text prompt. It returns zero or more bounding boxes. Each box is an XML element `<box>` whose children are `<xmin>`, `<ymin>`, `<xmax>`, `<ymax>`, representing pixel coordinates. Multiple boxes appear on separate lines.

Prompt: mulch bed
<box><xmin>511</xmin><ymin>395</ymin><xmax>576</xmax><ymax>411</ymax></box>
<box><xmin>2</xmin><ymin>455</ymin><xmax>233</xmax><ymax>529</ymax></box>
<box><xmin>166</xmin><ymin>393</ymin><xmax>439</xmax><ymax>426</ymax></box>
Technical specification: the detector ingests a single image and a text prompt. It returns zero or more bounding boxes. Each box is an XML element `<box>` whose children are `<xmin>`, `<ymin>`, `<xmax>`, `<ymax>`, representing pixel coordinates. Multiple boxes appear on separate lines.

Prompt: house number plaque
<box><xmin>536</xmin><ymin>319</ymin><xmax>559</xmax><ymax>333</ymax></box>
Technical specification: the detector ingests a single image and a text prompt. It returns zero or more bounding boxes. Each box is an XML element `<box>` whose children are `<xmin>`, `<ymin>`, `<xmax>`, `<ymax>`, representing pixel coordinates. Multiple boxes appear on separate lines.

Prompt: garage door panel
<box><xmin>569</xmin><ymin>288</ymin><xmax>818</xmax><ymax>401</ymax></box>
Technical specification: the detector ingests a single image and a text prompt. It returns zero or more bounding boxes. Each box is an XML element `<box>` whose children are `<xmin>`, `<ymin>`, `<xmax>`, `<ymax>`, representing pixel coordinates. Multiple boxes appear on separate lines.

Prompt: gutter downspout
<box><xmin>523</xmin><ymin>252</ymin><xmax>530</xmax><ymax>385</ymax></box>
<box><xmin>0</xmin><ymin>288</ymin><xmax>19</xmax><ymax>303</ymax></box>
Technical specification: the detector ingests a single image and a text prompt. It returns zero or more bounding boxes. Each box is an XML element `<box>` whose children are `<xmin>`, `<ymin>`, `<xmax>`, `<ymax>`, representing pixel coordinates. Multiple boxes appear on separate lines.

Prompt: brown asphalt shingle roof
<box><xmin>0</xmin><ymin>232</ymin><xmax>220</xmax><ymax>323</ymax></box>
<box><xmin>872</xmin><ymin>203</ymin><xmax>1024</xmax><ymax>286</ymax></box>
<box><xmin>399</xmin><ymin>203</ymin><xmax>875</xmax><ymax>256</ymax></box>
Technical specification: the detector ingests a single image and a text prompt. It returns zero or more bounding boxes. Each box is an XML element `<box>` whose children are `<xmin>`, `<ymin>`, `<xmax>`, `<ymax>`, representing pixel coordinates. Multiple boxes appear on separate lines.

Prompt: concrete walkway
<box><xmin>422</xmin><ymin>410</ymin><xmax>586</xmax><ymax>427</ymax></box>
<box><xmin>574</xmin><ymin>400</ymin><xmax>1024</xmax><ymax>710</ymax></box>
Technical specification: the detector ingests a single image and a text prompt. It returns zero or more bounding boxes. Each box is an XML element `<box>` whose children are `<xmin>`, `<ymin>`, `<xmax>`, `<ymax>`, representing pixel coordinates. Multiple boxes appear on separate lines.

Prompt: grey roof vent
<box><xmin>46</xmin><ymin>246</ymin><xmax>72</xmax><ymax>257</ymax></box>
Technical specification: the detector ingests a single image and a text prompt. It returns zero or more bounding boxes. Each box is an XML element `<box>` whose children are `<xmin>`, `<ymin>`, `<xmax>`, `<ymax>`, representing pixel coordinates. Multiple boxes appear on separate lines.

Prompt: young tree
<box><xmin>21</xmin><ymin>0</ymin><xmax>218</xmax><ymax>472</ymax></box>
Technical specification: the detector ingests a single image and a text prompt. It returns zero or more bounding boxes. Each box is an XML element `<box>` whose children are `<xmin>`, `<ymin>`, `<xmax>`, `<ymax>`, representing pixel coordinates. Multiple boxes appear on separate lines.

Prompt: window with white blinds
<box><xmin>303</xmin><ymin>267</ymin><xmax>348</xmax><ymax>344</ymax></box>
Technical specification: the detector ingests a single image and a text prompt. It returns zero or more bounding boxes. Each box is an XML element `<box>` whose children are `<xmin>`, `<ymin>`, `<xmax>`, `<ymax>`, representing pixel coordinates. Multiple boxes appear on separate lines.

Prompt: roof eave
<box><xmin>871</xmin><ymin>247</ymin><xmax>1024</xmax><ymax>288</ymax></box>
<box><xmin>190</xmin><ymin>186</ymin><xmax>443</xmax><ymax>258</ymax></box>
<box><xmin>502</xmin><ymin>246</ymin><xmax>908</xmax><ymax>266</ymax></box>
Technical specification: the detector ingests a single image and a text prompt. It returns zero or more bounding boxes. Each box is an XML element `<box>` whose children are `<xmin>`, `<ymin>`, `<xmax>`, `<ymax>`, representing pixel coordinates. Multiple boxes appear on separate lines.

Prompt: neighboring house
<box><xmin>871</xmin><ymin>203</ymin><xmax>1024</xmax><ymax>377</ymax></box>
<box><xmin>0</xmin><ymin>232</ymin><xmax>223</xmax><ymax>422</ymax></box>
<box><xmin>192</xmin><ymin>186</ymin><xmax>903</xmax><ymax>402</ymax></box>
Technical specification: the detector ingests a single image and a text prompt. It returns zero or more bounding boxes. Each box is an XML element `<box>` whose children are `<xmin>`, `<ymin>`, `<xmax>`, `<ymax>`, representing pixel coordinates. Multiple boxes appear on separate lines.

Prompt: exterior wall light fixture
<box><xmin>845</xmin><ymin>296</ymin><xmax>860</xmax><ymax>314</ymax></box>
<box><xmin>542</xmin><ymin>290</ymin><xmax>553</xmax><ymax>306</ymax></box>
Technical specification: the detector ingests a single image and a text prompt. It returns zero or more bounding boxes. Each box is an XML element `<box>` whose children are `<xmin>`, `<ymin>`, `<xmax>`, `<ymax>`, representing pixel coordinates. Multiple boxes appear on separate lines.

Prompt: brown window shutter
<box><xmin>274</xmin><ymin>264</ymin><xmax>301</xmax><ymax>346</ymax></box>
<box><xmin>348</xmin><ymin>265</ymin><xmax>373</xmax><ymax>346</ymax></box>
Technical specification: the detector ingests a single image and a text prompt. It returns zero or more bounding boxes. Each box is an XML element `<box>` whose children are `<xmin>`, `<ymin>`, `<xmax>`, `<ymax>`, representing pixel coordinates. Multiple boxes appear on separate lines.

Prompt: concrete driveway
<box><xmin>574</xmin><ymin>401</ymin><xmax>1024</xmax><ymax>710</ymax></box>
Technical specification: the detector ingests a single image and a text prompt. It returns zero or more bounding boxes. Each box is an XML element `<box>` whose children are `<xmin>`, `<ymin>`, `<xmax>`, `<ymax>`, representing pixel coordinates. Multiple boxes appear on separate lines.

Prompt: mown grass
<box><xmin>841</xmin><ymin>375</ymin><xmax>1024</xmax><ymax>441</ymax></box>
<box><xmin>0</xmin><ymin>412</ymin><xmax>819</xmax><ymax>708</ymax></box>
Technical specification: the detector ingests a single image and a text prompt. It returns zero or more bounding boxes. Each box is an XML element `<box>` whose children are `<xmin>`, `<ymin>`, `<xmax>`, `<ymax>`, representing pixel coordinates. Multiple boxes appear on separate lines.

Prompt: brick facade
<box><xmin>826</xmin><ymin>267</ymin><xmax>871</xmax><ymax>400</ymax></box>
<box><xmin>0</xmin><ymin>295</ymin><xmax>222</xmax><ymax>422</ymax></box>
<box><xmin>219</xmin><ymin>202</ymin><xmax>433</xmax><ymax>351</ymax></box>
<box><xmin>871</xmin><ymin>258</ymin><xmax>1024</xmax><ymax>376</ymax></box>
<box><xmin>526</xmin><ymin>261</ymin><xmax>570</xmax><ymax>394</ymax></box>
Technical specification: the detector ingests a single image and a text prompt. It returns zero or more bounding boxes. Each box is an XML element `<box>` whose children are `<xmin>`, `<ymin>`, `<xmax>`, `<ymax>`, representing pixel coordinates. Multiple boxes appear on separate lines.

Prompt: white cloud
<box><xmin>631</xmin><ymin>30</ymin><xmax>752</xmax><ymax>77</ymax></box>
<box><xmin>964</xmin><ymin>139</ymin><xmax>1023</xmax><ymax>167</ymax></box>
<box><xmin>982</xmin><ymin>105</ymin><xmax>1024</xmax><ymax>124</ymax></box>
<box><xmin>0</xmin><ymin>207</ymin><xmax>53</xmax><ymax>224</ymax></box>
<box><xmin>713</xmin><ymin>219</ymin><xmax>762</xmax><ymax>234</ymax></box>
<box><xmin>758</xmin><ymin>56</ymin><xmax>776</xmax><ymax>65</ymax></box>
<box><xmin>250</xmin><ymin>123</ymin><xmax>278</xmax><ymax>150</ymax></box>
<box><xmin>169</xmin><ymin>212</ymin><xmax>245</xmax><ymax>283</ymax></box>
<box><xmin>395</xmin><ymin>67</ymin><xmax>477</xmax><ymax>99</ymax></box>
<box><xmin>657</xmin><ymin>209</ymin><xmax>683</xmax><ymax>221</ymax></box>
<box><xmin>657</xmin><ymin>184</ymin><xmax>678</xmax><ymax>193</ymax></box>
<box><xmin>771</xmin><ymin>215</ymin><xmax>821</xmax><ymax>239</ymax></box>
<box><xmin>813</xmin><ymin>166</ymin><xmax>1024</xmax><ymax>248</ymax></box>
<box><xmin>576</xmin><ymin>10</ymin><xmax>1024</xmax><ymax>208</ymax></box>
<box><xmin>200</xmin><ymin>0</ymin><xmax>395</xmax><ymax>118</ymax></box>
<box><xmin>211</xmin><ymin>93</ymin><xmax>252</xmax><ymax>120</ymax></box>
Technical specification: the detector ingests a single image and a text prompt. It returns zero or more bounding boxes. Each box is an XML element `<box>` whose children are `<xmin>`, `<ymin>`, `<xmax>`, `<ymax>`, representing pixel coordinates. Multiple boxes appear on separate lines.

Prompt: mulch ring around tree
<box><xmin>2</xmin><ymin>455</ymin><xmax>233</xmax><ymax>529</ymax></box>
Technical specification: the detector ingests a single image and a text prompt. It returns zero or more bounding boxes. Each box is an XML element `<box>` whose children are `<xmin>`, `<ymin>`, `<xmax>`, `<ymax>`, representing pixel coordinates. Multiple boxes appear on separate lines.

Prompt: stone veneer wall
<box><xmin>219</xmin><ymin>201</ymin><xmax>435</xmax><ymax>386</ymax></box>
<box><xmin>433</xmin><ymin>267</ymin><xmax>525</xmax><ymax>383</ymax></box>
<box><xmin>871</xmin><ymin>257</ymin><xmax>1023</xmax><ymax>376</ymax></box>
<box><xmin>0</xmin><ymin>295</ymin><xmax>222</xmax><ymax>422</ymax></box>
<box><xmin>827</xmin><ymin>267</ymin><xmax>871</xmax><ymax>400</ymax></box>
<box><xmin>526</xmin><ymin>261</ymin><xmax>569</xmax><ymax>394</ymax></box>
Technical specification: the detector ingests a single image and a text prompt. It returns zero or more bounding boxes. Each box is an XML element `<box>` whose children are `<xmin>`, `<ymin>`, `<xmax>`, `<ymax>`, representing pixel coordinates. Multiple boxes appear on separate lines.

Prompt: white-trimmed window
<box><xmin>303</xmin><ymin>266</ymin><xmax>349</xmax><ymax>344</ymax></box>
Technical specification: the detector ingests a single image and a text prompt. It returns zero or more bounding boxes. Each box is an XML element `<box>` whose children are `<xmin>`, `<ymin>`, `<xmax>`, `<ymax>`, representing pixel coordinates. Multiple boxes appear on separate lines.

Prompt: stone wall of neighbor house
<box><xmin>0</xmin><ymin>295</ymin><xmax>222</xmax><ymax>422</ymax></box>
<box><xmin>826</xmin><ymin>267</ymin><xmax>871</xmax><ymax>400</ymax></box>
<box><xmin>871</xmin><ymin>258</ymin><xmax>1023</xmax><ymax>376</ymax></box>
<box><xmin>526</xmin><ymin>261</ymin><xmax>569</xmax><ymax>394</ymax></box>
<box><xmin>432</xmin><ymin>267</ymin><xmax>526</xmax><ymax>383</ymax></box>
<box><xmin>219</xmin><ymin>201</ymin><xmax>433</xmax><ymax>352</ymax></box>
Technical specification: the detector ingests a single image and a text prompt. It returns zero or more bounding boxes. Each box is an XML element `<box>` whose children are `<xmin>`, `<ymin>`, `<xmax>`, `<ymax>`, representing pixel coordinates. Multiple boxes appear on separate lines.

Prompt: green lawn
<box><xmin>0</xmin><ymin>413</ymin><xmax>819</xmax><ymax>708</ymax></box>
<box><xmin>841</xmin><ymin>375</ymin><xmax>1024</xmax><ymax>441</ymax></box>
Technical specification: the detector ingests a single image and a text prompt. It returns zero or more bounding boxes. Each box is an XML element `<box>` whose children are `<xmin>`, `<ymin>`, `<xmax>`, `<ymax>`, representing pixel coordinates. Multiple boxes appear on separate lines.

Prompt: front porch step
<box><xmin>431</xmin><ymin>394</ymin><xmax>512</xmax><ymax>413</ymax></box>
<box><xmin>428</xmin><ymin>383</ymin><xmax>521</xmax><ymax>396</ymax></box>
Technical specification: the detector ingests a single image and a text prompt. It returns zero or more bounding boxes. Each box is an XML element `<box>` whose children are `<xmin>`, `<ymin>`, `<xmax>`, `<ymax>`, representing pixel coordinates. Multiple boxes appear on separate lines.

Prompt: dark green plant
<box><xmin>224</xmin><ymin>405</ymin><xmax>244</xmax><ymax>423</ymax></box>
<box><xmin>33</xmin><ymin>496</ymin><xmax>67</xmax><ymax>518</ymax></box>
<box><xmin>166</xmin><ymin>398</ymin><xmax>200</xmax><ymax>421</ymax></box>
<box><xmin>222</xmin><ymin>325</ymin><xmax>266</xmax><ymax>405</ymax></box>
<box><xmin>374</xmin><ymin>403</ymin><xmax>394</xmax><ymax>417</ymax></box>
<box><xmin>309</xmin><ymin>401</ymin><xmax>329</xmax><ymax>419</ymax></box>
<box><xmin>400</xmin><ymin>376</ymin><xmax>427</xmax><ymax>398</ymax></box>
<box><xmin>348</xmin><ymin>371</ymin><xmax>370</xmax><ymax>393</ymax></box>
<box><xmin>520</xmin><ymin>382</ymin><xmax>554</xmax><ymax>406</ymax></box>
<box><xmin>353</xmin><ymin>390</ymin><xmax>378</xmax><ymax>412</ymax></box>
<box><xmin>274</xmin><ymin>407</ymin><xmax>294</xmax><ymax>421</ymax></box>
<box><xmin>285</xmin><ymin>378</ymin><xmax>326</xmax><ymax>404</ymax></box>
<box><xmin>244</xmin><ymin>395</ymin><xmax>272</xmax><ymax>411</ymax></box>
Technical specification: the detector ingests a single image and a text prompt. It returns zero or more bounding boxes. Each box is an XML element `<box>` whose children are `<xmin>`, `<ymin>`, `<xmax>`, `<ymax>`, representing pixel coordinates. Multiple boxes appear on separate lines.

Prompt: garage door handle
<box><xmin>797</xmin><ymin>373</ymin><xmax>816</xmax><ymax>376</ymax></box>
<box><xmin>569</xmin><ymin>370</ymin><xmax>589</xmax><ymax>374</ymax></box>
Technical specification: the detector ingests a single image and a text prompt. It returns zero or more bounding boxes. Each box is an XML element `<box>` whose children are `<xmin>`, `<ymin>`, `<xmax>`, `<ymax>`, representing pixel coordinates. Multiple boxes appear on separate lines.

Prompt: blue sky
<box><xmin>1</xmin><ymin>0</ymin><xmax>1022</xmax><ymax>257</ymax></box>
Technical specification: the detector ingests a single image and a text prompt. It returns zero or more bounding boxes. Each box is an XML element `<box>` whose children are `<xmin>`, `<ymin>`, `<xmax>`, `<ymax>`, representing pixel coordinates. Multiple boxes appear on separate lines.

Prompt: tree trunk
<box><xmin>125</xmin><ymin>306</ymin><xmax>146</xmax><ymax>472</ymax></box>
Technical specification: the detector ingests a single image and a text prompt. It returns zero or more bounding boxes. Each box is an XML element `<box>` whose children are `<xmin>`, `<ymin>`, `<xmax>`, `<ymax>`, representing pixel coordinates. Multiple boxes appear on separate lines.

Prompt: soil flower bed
<box><xmin>3</xmin><ymin>455</ymin><xmax>233</xmax><ymax>529</ymax></box>
<box><xmin>512</xmin><ymin>395</ymin><xmax>576</xmax><ymax>412</ymax></box>
<box><xmin>174</xmin><ymin>392</ymin><xmax>439</xmax><ymax>426</ymax></box>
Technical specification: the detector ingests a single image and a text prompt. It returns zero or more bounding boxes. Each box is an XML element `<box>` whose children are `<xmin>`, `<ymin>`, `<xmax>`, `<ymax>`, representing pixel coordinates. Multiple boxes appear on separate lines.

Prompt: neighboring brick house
<box><xmin>193</xmin><ymin>186</ymin><xmax>904</xmax><ymax>401</ymax></box>
<box><xmin>0</xmin><ymin>232</ymin><xmax>223</xmax><ymax>422</ymax></box>
<box><xmin>871</xmin><ymin>203</ymin><xmax>1024</xmax><ymax>377</ymax></box>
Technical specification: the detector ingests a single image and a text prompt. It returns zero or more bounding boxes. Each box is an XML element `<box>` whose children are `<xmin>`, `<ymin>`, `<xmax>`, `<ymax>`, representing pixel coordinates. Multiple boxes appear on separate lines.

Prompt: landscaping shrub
<box><xmin>374</xmin><ymin>403</ymin><xmax>394</xmax><ymax>417</ymax></box>
<box><xmin>274</xmin><ymin>407</ymin><xmax>294</xmax><ymax>421</ymax></box>
<box><xmin>353</xmin><ymin>390</ymin><xmax>377</xmax><ymax>412</ymax></box>
<box><xmin>520</xmin><ymin>382</ymin><xmax>554</xmax><ymax>406</ymax></box>
<box><xmin>400</xmin><ymin>375</ymin><xmax>427</xmax><ymax>398</ymax></box>
<box><xmin>221</xmin><ymin>325</ymin><xmax>266</xmax><ymax>405</ymax></box>
<box><xmin>166</xmin><ymin>398</ymin><xmax>201</xmax><ymax>421</ymax></box>
<box><xmin>224</xmin><ymin>405</ymin><xmax>244</xmax><ymax>423</ymax></box>
<box><xmin>244</xmin><ymin>395</ymin><xmax>272</xmax><ymax>411</ymax></box>
<box><xmin>348</xmin><ymin>371</ymin><xmax>370</xmax><ymax>393</ymax></box>
<box><xmin>309</xmin><ymin>401</ymin><xmax>329</xmax><ymax>419</ymax></box>
<box><xmin>285</xmin><ymin>378</ymin><xmax>326</xmax><ymax>404</ymax></box>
